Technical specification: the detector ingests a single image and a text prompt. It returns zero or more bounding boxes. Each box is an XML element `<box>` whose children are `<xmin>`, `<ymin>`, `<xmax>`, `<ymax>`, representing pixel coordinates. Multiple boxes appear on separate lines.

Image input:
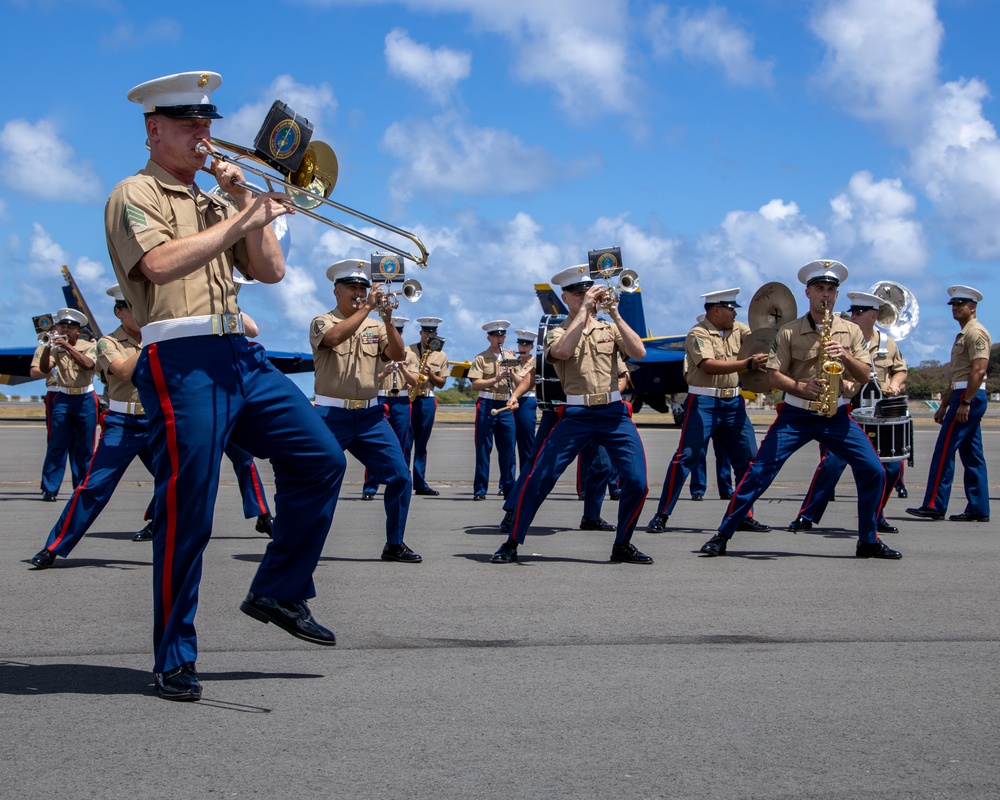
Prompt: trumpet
<box><xmin>37</xmin><ymin>332</ymin><xmax>52</xmax><ymax>346</ymax></box>
<box><xmin>196</xmin><ymin>138</ymin><xmax>430</xmax><ymax>267</ymax></box>
<box><xmin>374</xmin><ymin>278</ymin><xmax>422</xmax><ymax>313</ymax></box>
<box><xmin>597</xmin><ymin>269</ymin><xmax>640</xmax><ymax>311</ymax></box>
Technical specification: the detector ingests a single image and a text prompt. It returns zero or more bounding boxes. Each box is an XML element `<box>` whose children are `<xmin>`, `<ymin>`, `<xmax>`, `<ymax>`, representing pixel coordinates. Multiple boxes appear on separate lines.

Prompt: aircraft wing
<box><xmin>631</xmin><ymin>334</ymin><xmax>686</xmax><ymax>363</ymax></box>
<box><xmin>0</xmin><ymin>347</ymin><xmax>35</xmax><ymax>385</ymax></box>
<box><xmin>264</xmin><ymin>350</ymin><xmax>315</xmax><ymax>375</ymax></box>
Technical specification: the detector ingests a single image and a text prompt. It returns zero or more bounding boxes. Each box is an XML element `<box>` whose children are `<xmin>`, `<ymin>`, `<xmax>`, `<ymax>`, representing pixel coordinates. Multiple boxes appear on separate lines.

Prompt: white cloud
<box><xmin>28</xmin><ymin>224</ymin><xmax>69</xmax><ymax>277</ymax></box>
<box><xmin>0</xmin><ymin>119</ymin><xmax>103</xmax><ymax>203</ymax></box>
<box><xmin>647</xmin><ymin>5</ymin><xmax>774</xmax><ymax>88</ymax></box>
<box><xmin>216</xmin><ymin>75</ymin><xmax>338</xmax><ymax>147</ymax></box>
<box><xmin>385</xmin><ymin>28</ymin><xmax>471</xmax><ymax>104</ymax></box>
<box><xmin>270</xmin><ymin>263</ymin><xmax>328</xmax><ymax>329</ymax></box>
<box><xmin>382</xmin><ymin>112</ymin><xmax>597</xmax><ymax>200</ymax></box>
<box><xmin>828</xmin><ymin>171</ymin><xmax>928</xmax><ymax>277</ymax></box>
<box><xmin>811</xmin><ymin>0</ymin><xmax>941</xmax><ymax>138</ymax></box>
<box><xmin>99</xmin><ymin>17</ymin><xmax>181</xmax><ymax>48</ymax></box>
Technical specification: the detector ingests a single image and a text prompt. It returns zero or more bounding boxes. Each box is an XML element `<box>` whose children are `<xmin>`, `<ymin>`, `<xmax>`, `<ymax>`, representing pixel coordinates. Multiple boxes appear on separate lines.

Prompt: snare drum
<box><xmin>535</xmin><ymin>314</ymin><xmax>566</xmax><ymax>410</ymax></box>
<box><xmin>853</xmin><ymin>408</ymin><xmax>913</xmax><ymax>463</ymax></box>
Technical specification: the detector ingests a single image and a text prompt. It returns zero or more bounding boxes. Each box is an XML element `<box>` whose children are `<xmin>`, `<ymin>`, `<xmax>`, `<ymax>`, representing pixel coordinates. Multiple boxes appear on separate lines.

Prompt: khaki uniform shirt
<box><xmin>31</xmin><ymin>339</ymin><xmax>97</xmax><ymax>389</ymax></box>
<box><xmin>310</xmin><ymin>310</ymin><xmax>388</xmax><ymax>399</ymax></box>
<box><xmin>104</xmin><ymin>160</ymin><xmax>249</xmax><ymax>327</ymax></box>
<box><xmin>378</xmin><ymin>347</ymin><xmax>420</xmax><ymax>395</ymax></box>
<box><xmin>469</xmin><ymin>347</ymin><xmax>519</xmax><ymax>397</ymax></box>
<box><xmin>768</xmin><ymin>313</ymin><xmax>868</xmax><ymax>384</ymax></box>
<box><xmin>685</xmin><ymin>320</ymin><xmax>751</xmax><ymax>389</ymax></box>
<box><xmin>96</xmin><ymin>326</ymin><xmax>142</xmax><ymax>404</ymax></box>
<box><xmin>866</xmin><ymin>330</ymin><xmax>907</xmax><ymax>392</ymax></box>
<box><xmin>949</xmin><ymin>318</ymin><xmax>991</xmax><ymax>387</ymax></box>
<box><xmin>544</xmin><ymin>318</ymin><xmax>623</xmax><ymax>396</ymax></box>
<box><xmin>407</xmin><ymin>343</ymin><xmax>450</xmax><ymax>397</ymax></box>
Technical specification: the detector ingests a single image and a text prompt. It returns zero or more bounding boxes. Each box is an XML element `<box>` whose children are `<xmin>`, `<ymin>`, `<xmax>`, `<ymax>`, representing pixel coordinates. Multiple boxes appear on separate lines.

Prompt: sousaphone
<box><xmin>868</xmin><ymin>281</ymin><xmax>919</xmax><ymax>341</ymax></box>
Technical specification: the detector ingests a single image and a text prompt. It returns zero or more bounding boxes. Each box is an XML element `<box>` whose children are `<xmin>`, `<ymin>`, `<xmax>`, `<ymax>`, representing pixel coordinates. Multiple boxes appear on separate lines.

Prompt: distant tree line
<box><xmin>904</xmin><ymin>344</ymin><xmax>1000</xmax><ymax>398</ymax></box>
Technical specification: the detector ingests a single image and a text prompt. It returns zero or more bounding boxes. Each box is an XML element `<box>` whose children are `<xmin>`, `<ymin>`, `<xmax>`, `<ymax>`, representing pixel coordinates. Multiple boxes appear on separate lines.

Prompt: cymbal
<box><xmin>747</xmin><ymin>282</ymin><xmax>797</xmax><ymax>331</ymax></box>
<box><xmin>737</xmin><ymin>329</ymin><xmax>776</xmax><ymax>393</ymax></box>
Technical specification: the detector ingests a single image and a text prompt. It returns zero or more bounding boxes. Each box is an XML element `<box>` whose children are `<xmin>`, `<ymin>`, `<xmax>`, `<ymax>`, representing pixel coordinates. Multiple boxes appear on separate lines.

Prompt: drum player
<box><xmin>699</xmin><ymin>260</ymin><xmax>902</xmax><ymax>560</ymax></box>
<box><xmin>787</xmin><ymin>290</ymin><xmax>908</xmax><ymax>535</ymax></box>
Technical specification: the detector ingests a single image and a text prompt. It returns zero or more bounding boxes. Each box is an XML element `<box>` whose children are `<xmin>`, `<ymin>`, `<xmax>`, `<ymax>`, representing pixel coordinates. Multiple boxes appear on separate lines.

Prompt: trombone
<box><xmin>197</xmin><ymin>137</ymin><xmax>430</xmax><ymax>267</ymax></box>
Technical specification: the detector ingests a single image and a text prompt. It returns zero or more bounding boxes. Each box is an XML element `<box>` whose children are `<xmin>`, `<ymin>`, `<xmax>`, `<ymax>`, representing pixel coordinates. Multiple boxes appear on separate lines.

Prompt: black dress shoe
<box><xmin>499</xmin><ymin>510</ymin><xmax>514</xmax><ymax>533</ymax></box>
<box><xmin>877</xmin><ymin>521</ymin><xmax>899</xmax><ymax>534</ymax></box>
<box><xmin>719</xmin><ymin>491</ymin><xmax>732</xmax><ymax>500</ymax></box>
<box><xmin>949</xmin><ymin>512</ymin><xmax>990</xmax><ymax>522</ymax></box>
<box><xmin>896</xmin><ymin>486</ymin><xmax>909</xmax><ymax>499</ymax></box>
<box><xmin>382</xmin><ymin>542</ymin><xmax>423</xmax><ymax>563</ymax></box>
<box><xmin>787</xmin><ymin>515</ymin><xmax>813</xmax><ymax>533</ymax></box>
<box><xmin>906</xmin><ymin>506</ymin><xmax>944</xmax><ymax>520</ymax></box>
<box><xmin>609</xmin><ymin>491</ymin><xmax>621</xmax><ymax>501</ymax></box>
<box><xmin>610</xmin><ymin>541</ymin><xmax>653</xmax><ymax>564</ymax></box>
<box><xmin>737</xmin><ymin>517</ymin><xmax>771</xmax><ymax>532</ymax></box>
<box><xmin>700</xmin><ymin>534</ymin><xmax>728</xmax><ymax>556</ymax></box>
<box><xmin>414</xmin><ymin>487</ymin><xmax>440</xmax><ymax>496</ymax></box>
<box><xmin>30</xmin><ymin>548</ymin><xmax>55</xmax><ymax>569</ymax></box>
<box><xmin>690</xmin><ymin>493</ymin><xmax>704</xmax><ymax>501</ymax></box>
<box><xmin>41</xmin><ymin>491</ymin><xmax>57</xmax><ymax>502</ymax></box>
<box><xmin>240</xmin><ymin>592</ymin><xmax>337</xmax><ymax>645</ymax></box>
<box><xmin>856</xmin><ymin>538</ymin><xmax>902</xmax><ymax>559</ymax></box>
<box><xmin>255</xmin><ymin>513</ymin><xmax>273</xmax><ymax>536</ymax></box>
<box><xmin>491</xmin><ymin>539</ymin><xmax>518</xmax><ymax>563</ymax></box>
<box><xmin>473</xmin><ymin>494</ymin><xmax>486</xmax><ymax>501</ymax></box>
<box><xmin>132</xmin><ymin>521</ymin><xmax>153</xmax><ymax>542</ymax></box>
<box><xmin>580</xmin><ymin>517</ymin><xmax>615</xmax><ymax>531</ymax></box>
<box><xmin>361</xmin><ymin>492</ymin><xmax>375</xmax><ymax>501</ymax></box>
<box><xmin>155</xmin><ymin>662</ymin><xmax>202</xmax><ymax>702</ymax></box>
<box><xmin>646</xmin><ymin>514</ymin><xmax>668</xmax><ymax>533</ymax></box>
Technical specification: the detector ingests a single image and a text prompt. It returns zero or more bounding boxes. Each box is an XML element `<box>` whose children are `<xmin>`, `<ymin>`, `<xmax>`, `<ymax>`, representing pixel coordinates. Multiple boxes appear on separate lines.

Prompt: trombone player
<box><xmin>699</xmin><ymin>260</ymin><xmax>901</xmax><ymax>560</ymax></box>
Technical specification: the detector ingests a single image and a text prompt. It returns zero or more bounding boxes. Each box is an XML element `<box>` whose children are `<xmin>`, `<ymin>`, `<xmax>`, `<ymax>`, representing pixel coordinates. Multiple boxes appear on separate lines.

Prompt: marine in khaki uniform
<box><xmin>468</xmin><ymin>320</ymin><xmax>519</xmax><ymax>500</ymax></box>
<box><xmin>105</xmin><ymin>70</ymin><xmax>345</xmax><ymax>702</ymax></box>
<box><xmin>311</xmin><ymin>259</ymin><xmax>421</xmax><ymax>562</ymax></box>
<box><xmin>907</xmin><ymin>285</ymin><xmax>991</xmax><ymax>522</ymax></box>
<box><xmin>408</xmin><ymin>317</ymin><xmax>450</xmax><ymax>495</ymax></box>
<box><xmin>362</xmin><ymin>315</ymin><xmax>419</xmax><ymax>499</ymax></box>
<box><xmin>30</xmin><ymin>308</ymin><xmax>99</xmax><ymax>501</ymax></box>
<box><xmin>700</xmin><ymin>260</ymin><xmax>901</xmax><ymax>560</ymax></box>
<box><xmin>646</xmin><ymin>288</ymin><xmax>770</xmax><ymax>533</ymax></box>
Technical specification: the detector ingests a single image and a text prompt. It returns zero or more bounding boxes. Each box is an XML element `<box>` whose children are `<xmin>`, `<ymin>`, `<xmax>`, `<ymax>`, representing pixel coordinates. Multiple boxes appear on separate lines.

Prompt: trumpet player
<box><xmin>362</xmin><ymin>316</ymin><xmax>419</xmax><ymax>500</ymax></box>
<box><xmin>311</xmin><ymin>259</ymin><xmax>421</xmax><ymax>562</ymax></box>
<box><xmin>699</xmin><ymin>260</ymin><xmax>902</xmax><ymax>560</ymax></box>
<box><xmin>408</xmin><ymin>317</ymin><xmax>450</xmax><ymax>496</ymax></box>
<box><xmin>29</xmin><ymin>308</ymin><xmax>99</xmax><ymax>502</ymax></box>
<box><xmin>469</xmin><ymin>320</ymin><xmax>519</xmax><ymax>500</ymax></box>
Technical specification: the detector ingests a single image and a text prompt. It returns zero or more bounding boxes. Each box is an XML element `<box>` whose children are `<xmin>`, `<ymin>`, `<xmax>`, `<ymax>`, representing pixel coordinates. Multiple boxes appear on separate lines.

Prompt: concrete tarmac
<box><xmin>1</xmin><ymin>412</ymin><xmax>998</xmax><ymax>800</ymax></box>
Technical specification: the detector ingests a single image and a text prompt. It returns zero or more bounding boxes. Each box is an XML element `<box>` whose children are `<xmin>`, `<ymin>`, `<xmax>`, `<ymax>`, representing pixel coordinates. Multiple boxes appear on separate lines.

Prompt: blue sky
<box><xmin>2</xmin><ymin>0</ymin><xmax>999</xmax><ymax>396</ymax></box>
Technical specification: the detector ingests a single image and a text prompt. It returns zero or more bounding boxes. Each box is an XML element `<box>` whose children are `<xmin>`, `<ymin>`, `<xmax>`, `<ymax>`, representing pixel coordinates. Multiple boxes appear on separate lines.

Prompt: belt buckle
<box><xmin>720</xmin><ymin>388</ymin><xmax>736</xmax><ymax>399</ymax></box>
<box><xmin>212</xmin><ymin>313</ymin><xmax>244</xmax><ymax>335</ymax></box>
<box><xmin>347</xmin><ymin>399</ymin><xmax>367</xmax><ymax>410</ymax></box>
<box><xmin>587</xmin><ymin>393</ymin><xmax>608</xmax><ymax>406</ymax></box>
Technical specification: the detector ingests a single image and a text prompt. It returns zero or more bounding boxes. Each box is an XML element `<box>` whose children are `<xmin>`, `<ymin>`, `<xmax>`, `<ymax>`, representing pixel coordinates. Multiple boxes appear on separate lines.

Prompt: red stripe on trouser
<box><xmin>248</xmin><ymin>462</ymin><xmax>268</xmax><ymax>514</ymax></box>
<box><xmin>659</xmin><ymin>394</ymin><xmax>696</xmax><ymax>513</ymax></box>
<box><xmin>926</xmin><ymin>414</ymin><xmax>959</xmax><ymax>511</ymax></box>
<box><xmin>723</xmin><ymin>403</ymin><xmax>787</xmax><ymax>518</ymax></box>
<box><xmin>147</xmin><ymin>344</ymin><xmax>181</xmax><ymax>630</ymax></box>
<box><xmin>510</xmin><ymin>407</ymin><xmax>564</xmax><ymax>539</ymax></box>
<box><xmin>49</xmin><ymin>422</ymin><xmax>108</xmax><ymax>550</ymax></box>
<box><xmin>798</xmin><ymin>447</ymin><xmax>830</xmax><ymax>515</ymax></box>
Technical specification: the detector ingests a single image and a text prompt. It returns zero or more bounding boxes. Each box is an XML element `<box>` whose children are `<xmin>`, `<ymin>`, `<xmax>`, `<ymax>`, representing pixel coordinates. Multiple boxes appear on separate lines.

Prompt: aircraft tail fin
<box><xmin>60</xmin><ymin>265</ymin><xmax>102</xmax><ymax>339</ymax></box>
<box><xmin>618</xmin><ymin>287</ymin><xmax>648</xmax><ymax>338</ymax></box>
<box><xmin>534</xmin><ymin>283</ymin><xmax>569</xmax><ymax>316</ymax></box>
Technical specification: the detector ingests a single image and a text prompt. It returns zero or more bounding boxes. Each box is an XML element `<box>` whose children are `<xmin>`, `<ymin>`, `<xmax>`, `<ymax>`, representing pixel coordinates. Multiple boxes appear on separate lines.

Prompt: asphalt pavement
<box><xmin>1</xmin><ymin>411</ymin><xmax>998</xmax><ymax>800</ymax></box>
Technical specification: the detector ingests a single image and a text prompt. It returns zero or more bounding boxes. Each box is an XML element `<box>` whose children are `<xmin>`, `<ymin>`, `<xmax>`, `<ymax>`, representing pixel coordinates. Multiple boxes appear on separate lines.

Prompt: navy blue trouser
<box><xmin>513</xmin><ymin>395</ymin><xmax>538</xmax><ymax>472</ymax></box>
<box><xmin>576</xmin><ymin>443</ymin><xmax>619</xmax><ymax>520</ymax></box>
<box><xmin>798</xmin><ymin>445</ymin><xmax>900</xmax><ymax>525</ymax></box>
<box><xmin>135</xmin><ymin>335</ymin><xmax>345</xmax><ymax>675</ymax></box>
<box><xmin>718</xmin><ymin>403</ymin><xmax>885</xmax><ymax>543</ymax></box>
<box><xmin>410</xmin><ymin>396</ymin><xmax>437</xmax><ymax>492</ymax></box>
<box><xmin>508</xmin><ymin>402</ymin><xmax>648</xmax><ymax>545</ymax></box>
<box><xmin>474</xmin><ymin>398</ymin><xmax>516</xmax><ymax>497</ymax></box>
<box><xmin>226</xmin><ymin>443</ymin><xmax>271</xmax><ymax>518</ymax></box>
<box><xmin>690</xmin><ymin>436</ymin><xmax>733</xmax><ymax>498</ymax></box>
<box><xmin>41</xmin><ymin>391</ymin><xmax>99</xmax><ymax>494</ymax></box>
<box><xmin>318</xmin><ymin>404</ymin><xmax>412</xmax><ymax>545</ymax></box>
<box><xmin>921</xmin><ymin>390</ymin><xmax>990</xmax><ymax>516</ymax></box>
<box><xmin>363</xmin><ymin>396</ymin><xmax>413</xmax><ymax>495</ymax></box>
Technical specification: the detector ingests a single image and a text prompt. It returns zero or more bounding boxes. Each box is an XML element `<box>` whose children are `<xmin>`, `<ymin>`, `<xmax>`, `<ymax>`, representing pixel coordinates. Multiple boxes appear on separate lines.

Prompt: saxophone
<box><xmin>815</xmin><ymin>303</ymin><xmax>845</xmax><ymax>417</ymax></box>
<box><xmin>409</xmin><ymin>337</ymin><xmax>443</xmax><ymax>401</ymax></box>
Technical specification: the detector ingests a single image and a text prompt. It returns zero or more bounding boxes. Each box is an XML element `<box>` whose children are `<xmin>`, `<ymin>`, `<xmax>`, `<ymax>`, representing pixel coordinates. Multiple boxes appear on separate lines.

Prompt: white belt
<box><xmin>688</xmin><ymin>386</ymin><xmax>740</xmax><ymax>399</ymax></box>
<box><xmin>314</xmin><ymin>395</ymin><xmax>378</xmax><ymax>410</ymax></box>
<box><xmin>783</xmin><ymin>394</ymin><xmax>851</xmax><ymax>412</ymax></box>
<box><xmin>565</xmin><ymin>390</ymin><xmax>622</xmax><ymax>407</ymax></box>
<box><xmin>523</xmin><ymin>391</ymin><xmax>536</xmax><ymax>398</ymax></box>
<box><xmin>48</xmin><ymin>385</ymin><xmax>95</xmax><ymax>396</ymax></box>
<box><xmin>108</xmin><ymin>399</ymin><xmax>145</xmax><ymax>415</ymax></box>
<box><xmin>141</xmin><ymin>314</ymin><xmax>246</xmax><ymax>345</ymax></box>
<box><xmin>479</xmin><ymin>391</ymin><xmax>510</xmax><ymax>401</ymax></box>
<box><xmin>953</xmin><ymin>381</ymin><xmax>968</xmax><ymax>390</ymax></box>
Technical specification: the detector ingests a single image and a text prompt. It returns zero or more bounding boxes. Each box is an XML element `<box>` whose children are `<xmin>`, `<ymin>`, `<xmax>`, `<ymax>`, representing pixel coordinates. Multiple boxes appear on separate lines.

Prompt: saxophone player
<box><xmin>700</xmin><ymin>260</ymin><xmax>902</xmax><ymax>560</ymax></box>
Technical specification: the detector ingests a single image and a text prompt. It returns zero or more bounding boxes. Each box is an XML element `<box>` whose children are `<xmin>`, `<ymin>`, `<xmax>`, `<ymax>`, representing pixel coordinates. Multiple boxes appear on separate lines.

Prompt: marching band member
<box><xmin>408</xmin><ymin>317</ymin><xmax>450</xmax><ymax>496</ymax></box>
<box><xmin>511</xmin><ymin>329</ymin><xmax>538</xmax><ymax>472</ymax></box>
<box><xmin>362</xmin><ymin>316</ymin><xmax>419</xmax><ymax>500</ymax></box>
<box><xmin>646</xmin><ymin>289</ymin><xmax>770</xmax><ymax>534</ymax></box>
<box><xmin>468</xmin><ymin>320</ymin><xmax>518</xmax><ymax>500</ymax></box>
<box><xmin>106</xmin><ymin>70</ymin><xmax>345</xmax><ymax>701</ymax></box>
<box><xmin>699</xmin><ymin>261</ymin><xmax>901</xmax><ymax>560</ymax></box>
<box><xmin>311</xmin><ymin>260</ymin><xmax>421</xmax><ymax>562</ymax></box>
<box><xmin>491</xmin><ymin>265</ymin><xmax>652</xmax><ymax>564</ymax></box>
<box><xmin>30</xmin><ymin>308</ymin><xmax>99</xmax><ymax>502</ymax></box>
<box><xmin>787</xmin><ymin>291</ymin><xmax>907</xmax><ymax>534</ymax></box>
<box><xmin>907</xmin><ymin>285</ymin><xmax>991</xmax><ymax>522</ymax></box>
